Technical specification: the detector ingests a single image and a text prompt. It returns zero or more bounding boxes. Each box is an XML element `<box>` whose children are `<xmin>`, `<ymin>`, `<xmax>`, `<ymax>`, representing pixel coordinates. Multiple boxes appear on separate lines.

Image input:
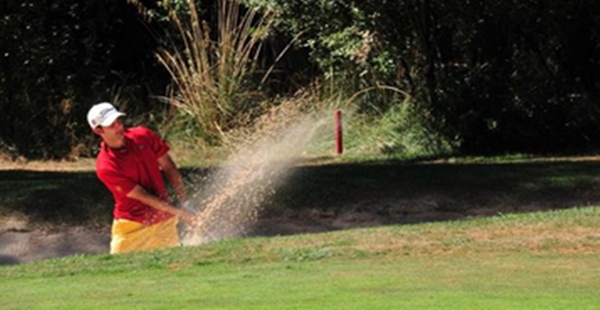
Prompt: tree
<box><xmin>0</xmin><ymin>0</ymin><xmax>166</xmax><ymax>158</ymax></box>
<box><xmin>246</xmin><ymin>0</ymin><xmax>600</xmax><ymax>153</ymax></box>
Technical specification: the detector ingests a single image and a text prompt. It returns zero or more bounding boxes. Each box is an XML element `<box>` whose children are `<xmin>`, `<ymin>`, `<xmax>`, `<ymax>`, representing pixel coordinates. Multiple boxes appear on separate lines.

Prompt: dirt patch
<box><xmin>0</xmin><ymin>156</ymin><xmax>96</xmax><ymax>172</ymax></box>
<box><xmin>0</xmin><ymin>224</ymin><xmax>110</xmax><ymax>265</ymax></box>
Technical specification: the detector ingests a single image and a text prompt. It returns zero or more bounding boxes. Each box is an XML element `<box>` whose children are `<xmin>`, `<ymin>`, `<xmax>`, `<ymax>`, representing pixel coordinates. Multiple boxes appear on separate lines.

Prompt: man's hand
<box><xmin>126</xmin><ymin>185</ymin><xmax>198</xmax><ymax>226</ymax></box>
<box><xmin>178</xmin><ymin>209</ymin><xmax>198</xmax><ymax>227</ymax></box>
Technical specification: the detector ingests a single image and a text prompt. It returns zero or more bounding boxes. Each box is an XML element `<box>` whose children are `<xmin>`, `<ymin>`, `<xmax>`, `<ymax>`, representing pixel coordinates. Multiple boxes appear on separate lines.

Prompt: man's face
<box><xmin>95</xmin><ymin>117</ymin><xmax>125</xmax><ymax>146</ymax></box>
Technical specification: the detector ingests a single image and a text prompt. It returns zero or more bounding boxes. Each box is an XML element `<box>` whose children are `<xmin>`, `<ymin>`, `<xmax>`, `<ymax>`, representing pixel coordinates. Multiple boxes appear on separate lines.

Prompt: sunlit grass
<box><xmin>3</xmin><ymin>206</ymin><xmax>598</xmax><ymax>279</ymax></box>
<box><xmin>1</xmin><ymin>207</ymin><xmax>599</xmax><ymax>309</ymax></box>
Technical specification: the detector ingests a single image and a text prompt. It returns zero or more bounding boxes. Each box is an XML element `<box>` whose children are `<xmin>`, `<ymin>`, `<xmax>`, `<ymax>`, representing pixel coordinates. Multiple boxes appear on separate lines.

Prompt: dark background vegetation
<box><xmin>2</xmin><ymin>0</ymin><xmax>600</xmax><ymax>159</ymax></box>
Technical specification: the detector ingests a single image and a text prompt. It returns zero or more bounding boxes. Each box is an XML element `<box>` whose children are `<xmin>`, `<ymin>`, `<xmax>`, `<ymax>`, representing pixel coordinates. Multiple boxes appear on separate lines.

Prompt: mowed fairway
<box><xmin>1</xmin><ymin>206</ymin><xmax>599</xmax><ymax>309</ymax></box>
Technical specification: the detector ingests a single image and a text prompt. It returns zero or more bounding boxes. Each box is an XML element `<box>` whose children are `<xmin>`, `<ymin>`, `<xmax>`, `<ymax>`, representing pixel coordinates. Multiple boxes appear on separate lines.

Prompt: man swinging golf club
<box><xmin>87</xmin><ymin>102</ymin><xmax>197</xmax><ymax>254</ymax></box>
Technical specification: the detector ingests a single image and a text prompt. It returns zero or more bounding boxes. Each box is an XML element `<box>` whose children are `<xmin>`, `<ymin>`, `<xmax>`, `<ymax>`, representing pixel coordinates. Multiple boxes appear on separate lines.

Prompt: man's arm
<box><xmin>157</xmin><ymin>153</ymin><xmax>188</xmax><ymax>204</ymax></box>
<box><xmin>126</xmin><ymin>185</ymin><xmax>196</xmax><ymax>225</ymax></box>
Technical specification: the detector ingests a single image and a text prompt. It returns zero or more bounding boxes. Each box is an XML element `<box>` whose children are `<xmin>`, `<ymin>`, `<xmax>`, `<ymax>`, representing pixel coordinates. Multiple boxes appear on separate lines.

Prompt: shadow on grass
<box><xmin>2</xmin><ymin>159</ymin><xmax>600</xmax><ymax>231</ymax></box>
<box><xmin>0</xmin><ymin>170</ymin><xmax>113</xmax><ymax>225</ymax></box>
<box><xmin>250</xmin><ymin>159</ymin><xmax>600</xmax><ymax>235</ymax></box>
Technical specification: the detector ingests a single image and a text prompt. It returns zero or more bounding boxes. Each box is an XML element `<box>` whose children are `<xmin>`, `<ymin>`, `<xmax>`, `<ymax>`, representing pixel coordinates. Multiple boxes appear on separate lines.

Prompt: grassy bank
<box><xmin>1</xmin><ymin>206</ymin><xmax>599</xmax><ymax>309</ymax></box>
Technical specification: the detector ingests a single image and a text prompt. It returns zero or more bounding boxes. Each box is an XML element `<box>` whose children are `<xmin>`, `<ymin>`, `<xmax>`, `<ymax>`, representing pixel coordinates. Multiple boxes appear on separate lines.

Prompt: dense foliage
<box><xmin>0</xmin><ymin>1</ymin><xmax>166</xmax><ymax>158</ymax></box>
<box><xmin>249</xmin><ymin>0</ymin><xmax>600</xmax><ymax>153</ymax></box>
<box><xmin>1</xmin><ymin>0</ymin><xmax>600</xmax><ymax>158</ymax></box>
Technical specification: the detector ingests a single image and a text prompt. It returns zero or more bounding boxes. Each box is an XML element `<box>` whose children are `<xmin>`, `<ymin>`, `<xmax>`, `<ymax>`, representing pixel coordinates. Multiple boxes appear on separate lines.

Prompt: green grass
<box><xmin>1</xmin><ymin>207</ymin><xmax>599</xmax><ymax>309</ymax></box>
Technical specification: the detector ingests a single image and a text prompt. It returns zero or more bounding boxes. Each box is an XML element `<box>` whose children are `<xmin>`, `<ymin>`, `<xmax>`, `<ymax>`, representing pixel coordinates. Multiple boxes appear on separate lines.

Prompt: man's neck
<box><xmin>104</xmin><ymin>138</ymin><xmax>126</xmax><ymax>149</ymax></box>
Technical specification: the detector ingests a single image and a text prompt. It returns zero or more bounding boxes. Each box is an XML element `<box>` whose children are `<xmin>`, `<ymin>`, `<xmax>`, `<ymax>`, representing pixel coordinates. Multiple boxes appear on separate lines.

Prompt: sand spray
<box><xmin>180</xmin><ymin>112</ymin><xmax>331</xmax><ymax>246</ymax></box>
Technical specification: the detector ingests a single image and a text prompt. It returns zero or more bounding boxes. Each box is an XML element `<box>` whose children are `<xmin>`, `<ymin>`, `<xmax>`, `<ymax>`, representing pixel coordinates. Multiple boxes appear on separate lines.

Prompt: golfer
<box><xmin>87</xmin><ymin>102</ymin><xmax>196</xmax><ymax>254</ymax></box>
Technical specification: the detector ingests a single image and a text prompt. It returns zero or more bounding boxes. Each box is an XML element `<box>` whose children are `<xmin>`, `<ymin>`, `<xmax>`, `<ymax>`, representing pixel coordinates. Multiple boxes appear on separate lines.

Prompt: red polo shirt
<box><xmin>96</xmin><ymin>126</ymin><xmax>175</xmax><ymax>225</ymax></box>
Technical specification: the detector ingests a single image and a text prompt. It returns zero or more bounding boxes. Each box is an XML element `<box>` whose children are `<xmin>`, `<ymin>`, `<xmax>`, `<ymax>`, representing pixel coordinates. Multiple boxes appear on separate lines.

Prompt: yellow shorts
<box><xmin>110</xmin><ymin>217</ymin><xmax>180</xmax><ymax>254</ymax></box>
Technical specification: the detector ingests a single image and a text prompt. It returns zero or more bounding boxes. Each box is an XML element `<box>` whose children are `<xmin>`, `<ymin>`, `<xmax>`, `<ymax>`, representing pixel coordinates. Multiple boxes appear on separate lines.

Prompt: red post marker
<box><xmin>335</xmin><ymin>109</ymin><xmax>343</xmax><ymax>155</ymax></box>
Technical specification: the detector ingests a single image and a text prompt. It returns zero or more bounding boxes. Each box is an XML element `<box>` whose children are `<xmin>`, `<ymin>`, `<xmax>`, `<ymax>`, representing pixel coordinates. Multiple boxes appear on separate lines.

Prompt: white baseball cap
<box><xmin>87</xmin><ymin>102</ymin><xmax>126</xmax><ymax>129</ymax></box>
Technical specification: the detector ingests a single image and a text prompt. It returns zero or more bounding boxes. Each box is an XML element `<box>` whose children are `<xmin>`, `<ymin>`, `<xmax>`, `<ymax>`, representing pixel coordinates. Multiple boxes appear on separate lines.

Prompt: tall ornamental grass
<box><xmin>143</xmin><ymin>0</ymin><xmax>276</xmax><ymax>145</ymax></box>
